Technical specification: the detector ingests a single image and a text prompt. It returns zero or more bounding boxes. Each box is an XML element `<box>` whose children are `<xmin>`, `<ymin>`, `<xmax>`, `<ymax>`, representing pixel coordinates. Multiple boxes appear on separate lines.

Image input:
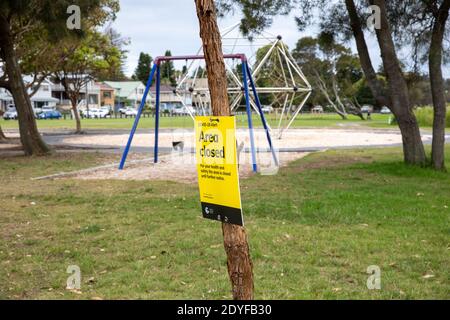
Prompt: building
<box><xmin>103</xmin><ymin>81</ymin><xmax>148</xmax><ymax>111</ymax></box>
<box><xmin>149</xmin><ymin>84</ymin><xmax>184</xmax><ymax>112</ymax></box>
<box><xmin>51</xmin><ymin>78</ymin><xmax>101</xmax><ymax>112</ymax></box>
<box><xmin>104</xmin><ymin>81</ymin><xmax>184</xmax><ymax>112</ymax></box>
<box><xmin>98</xmin><ymin>82</ymin><xmax>115</xmax><ymax>107</ymax></box>
<box><xmin>0</xmin><ymin>77</ymin><xmax>59</xmax><ymax>112</ymax></box>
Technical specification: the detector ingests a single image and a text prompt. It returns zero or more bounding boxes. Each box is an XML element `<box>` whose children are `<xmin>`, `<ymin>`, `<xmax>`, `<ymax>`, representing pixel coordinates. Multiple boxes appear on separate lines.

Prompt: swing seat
<box><xmin>172</xmin><ymin>141</ymin><xmax>184</xmax><ymax>151</ymax></box>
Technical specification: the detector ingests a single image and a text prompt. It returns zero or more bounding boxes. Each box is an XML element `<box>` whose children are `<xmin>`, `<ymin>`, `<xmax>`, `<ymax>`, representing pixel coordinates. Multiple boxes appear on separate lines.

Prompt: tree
<box><xmin>218</xmin><ymin>0</ymin><xmax>428</xmax><ymax>165</ymax></box>
<box><xmin>160</xmin><ymin>50</ymin><xmax>177</xmax><ymax>86</ymax></box>
<box><xmin>195</xmin><ymin>0</ymin><xmax>254</xmax><ymax>300</ymax></box>
<box><xmin>0</xmin><ymin>125</ymin><xmax>6</xmax><ymax>141</ymax></box>
<box><xmin>103</xmin><ymin>26</ymin><xmax>129</xmax><ymax>81</ymax></box>
<box><xmin>429</xmin><ymin>0</ymin><xmax>450</xmax><ymax>170</ymax></box>
<box><xmin>50</xmin><ymin>31</ymin><xmax>122</xmax><ymax>133</ymax></box>
<box><xmin>0</xmin><ymin>0</ymin><xmax>119</xmax><ymax>155</ymax></box>
<box><xmin>368</xmin><ymin>0</ymin><xmax>426</xmax><ymax>164</ymax></box>
<box><xmin>133</xmin><ymin>52</ymin><xmax>153</xmax><ymax>85</ymax></box>
<box><xmin>380</xmin><ymin>0</ymin><xmax>450</xmax><ymax>169</ymax></box>
<box><xmin>292</xmin><ymin>34</ymin><xmax>365</xmax><ymax>119</ymax></box>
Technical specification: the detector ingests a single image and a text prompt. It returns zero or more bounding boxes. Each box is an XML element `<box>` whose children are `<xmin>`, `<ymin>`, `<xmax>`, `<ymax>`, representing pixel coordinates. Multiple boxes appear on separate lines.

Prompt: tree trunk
<box><xmin>345</xmin><ymin>0</ymin><xmax>390</xmax><ymax>109</ymax></box>
<box><xmin>370</xmin><ymin>0</ymin><xmax>427</xmax><ymax>165</ymax></box>
<box><xmin>0</xmin><ymin>16</ymin><xmax>50</xmax><ymax>155</ymax></box>
<box><xmin>315</xmin><ymin>75</ymin><xmax>347</xmax><ymax>119</ymax></box>
<box><xmin>70</xmin><ymin>97</ymin><xmax>82</xmax><ymax>134</ymax></box>
<box><xmin>0</xmin><ymin>125</ymin><xmax>6</xmax><ymax>140</ymax></box>
<box><xmin>195</xmin><ymin>0</ymin><xmax>254</xmax><ymax>300</ymax></box>
<box><xmin>429</xmin><ymin>0</ymin><xmax>450</xmax><ymax>170</ymax></box>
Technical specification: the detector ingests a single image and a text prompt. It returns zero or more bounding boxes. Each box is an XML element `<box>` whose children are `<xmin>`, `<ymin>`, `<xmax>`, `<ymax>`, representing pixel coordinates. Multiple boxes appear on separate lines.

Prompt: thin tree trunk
<box><xmin>370</xmin><ymin>0</ymin><xmax>427</xmax><ymax>166</ymax></box>
<box><xmin>429</xmin><ymin>0</ymin><xmax>450</xmax><ymax>170</ymax></box>
<box><xmin>195</xmin><ymin>0</ymin><xmax>254</xmax><ymax>300</ymax></box>
<box><xmin>345</xmin><ymin>0</ymin><xmax>390</xmax><ymax>109</ymax></box>
<box><xmin>0</xmin><ymin>16</ymin><xmax>50</xmax><ymax>155</ymax></box>
<box><xmin>315</xmin><ymin>75</ymin><xmax>347</xmax><ymax>119</ymax></box>
<box><xmin>0</xmin><ymin>125</ymin><xmax>6</xmax><ymax>140</ymax></box>
<box><xmin>332</xmin><ymin>77</ymin><xmax>349</xmax><ymax>118</ymax></box>
<box><xmin>70</xmin><ymin>97</ymin><xmax>82</xmax><ymax>134</ymax></box>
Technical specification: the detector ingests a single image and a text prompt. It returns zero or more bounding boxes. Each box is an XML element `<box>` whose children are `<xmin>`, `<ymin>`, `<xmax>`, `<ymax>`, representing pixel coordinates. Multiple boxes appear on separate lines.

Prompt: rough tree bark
<box><xmin>370</xmin><ymin>0</ymin><xmax>427</xmax><ymax>165</ymax></box>
<box><xmin>345</xmin><ymin>0</ymin><xmax>390</xmax><ymax>108</ymax></box>
<box><xmin>429</xmin><ymin>0</ymin><xmax>450</xmax><ymax>170</ymax></box>
<box><xmin>0</xmin><ymin>125</ymin><xmax>6</xmax><ymax>140</ymax></box>
<box><xmin>62</xmin><ymin>78</ymin><xmax>83</xmax><ymax>134</ymax></box>
<box><xmin>195</xmin><ymin>0</ymin><xmax>254</xmax><ymax>300</ymax></box>
<box><xmin>0</xmin><ymin>16</ymin><xmax>50</xmax><ymax>155</ymax></box>
<box><xmin>70</xmin><ymin>98</ymin><xmax>82</xmax><ymax>134</ymax></box>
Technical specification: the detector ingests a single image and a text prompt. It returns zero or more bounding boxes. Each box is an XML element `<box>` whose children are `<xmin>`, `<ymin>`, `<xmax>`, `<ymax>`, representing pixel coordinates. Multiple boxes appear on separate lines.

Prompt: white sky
<box><xmin>112</xmin><ymin>0</ymin><xmax>449</xmax><ymax>78</ymax></box>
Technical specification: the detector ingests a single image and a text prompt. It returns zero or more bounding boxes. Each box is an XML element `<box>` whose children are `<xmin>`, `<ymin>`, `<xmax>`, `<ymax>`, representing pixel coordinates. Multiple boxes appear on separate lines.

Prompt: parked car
<box><xmin>311</xmin><ymin>105</ymin><xmax>324</xmax><ymax>113</ymax></box>
<box><xmin>125</xmin><ymin>107</ymin><xmax>138</xmax><ymax>117</ymax></box>
<box><xmin>361</xmin><ymin>105</ymin><xmax>374</xmax><ymax>114</ymax></box>
<box><xmin>118</xmin><ymin>106</ymin><xmax>135</xmax><ymax>115</ymax></box>
<box><xmin>172</xmin><ymin>105</ymin><xmax>196</xmax><ymax>115</ymax></box>
<box><xmin>380</xmin><ymin>106</ymin><xmax>391</xmax><ymax>114</ymax></box>
<box><xmin>261</xmin><ymin>105</ymin><xmax>274</xmax><ymax>113</ymax></box>
<box><xmin>38</xmin><ymin>110</ymin><xmax>62</xmax><ymax>119</ymax></box>
<box><xmin>85</xmin><ymin>108</ymin><xmax>110</xmax><ymax>119</ymax></box>
<box><xmin>3</xmin><ymin>107</ymin><xmax>18</xmax><ymax>120</ymax></box>
<box><xmin>100</xmin><ymin>105</ymin><xmax>113</xmax><ymax>116</ymax></box>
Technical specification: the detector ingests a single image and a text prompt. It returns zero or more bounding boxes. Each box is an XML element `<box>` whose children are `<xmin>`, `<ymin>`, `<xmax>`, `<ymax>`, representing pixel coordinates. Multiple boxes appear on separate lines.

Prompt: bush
<box><xmin>414</xmin><ymin>106</ymin><xmax>450</xmax><ymax>127</ymax></box>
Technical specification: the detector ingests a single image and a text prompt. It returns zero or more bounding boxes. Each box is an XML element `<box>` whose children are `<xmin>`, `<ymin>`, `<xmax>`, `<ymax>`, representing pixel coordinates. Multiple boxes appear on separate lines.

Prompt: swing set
<box><xmin>118</xmin><ymin>53</ymin><xmax>279</xmax><ymax>172</ymax></box>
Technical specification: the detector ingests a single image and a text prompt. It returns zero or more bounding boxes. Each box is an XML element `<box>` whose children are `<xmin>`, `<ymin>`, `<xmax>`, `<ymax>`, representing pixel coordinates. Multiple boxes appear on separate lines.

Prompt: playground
<box><xmin>0</xmin><ymin>2</ymin><xmax>448</xmax><ymax>301</ymax></box>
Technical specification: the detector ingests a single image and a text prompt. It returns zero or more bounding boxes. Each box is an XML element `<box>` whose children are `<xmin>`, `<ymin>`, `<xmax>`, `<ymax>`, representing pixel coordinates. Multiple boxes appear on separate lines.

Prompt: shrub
<box><xmin>413</xmin><ymin>106</ymin><xmax>450</xmax><ymax>128</ymax></box>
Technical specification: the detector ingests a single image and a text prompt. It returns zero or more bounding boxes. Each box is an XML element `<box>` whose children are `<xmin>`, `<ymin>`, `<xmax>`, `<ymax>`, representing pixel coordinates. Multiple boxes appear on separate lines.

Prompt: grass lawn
<box><xmin>0</xmin><ymin>113</ymin><xmax>394</xmax><ymax>131</ymax></box>
<box><xmin>0</xmin><ymin>146</ymin><xmax>448</xmax><ymax>299</ymax></box>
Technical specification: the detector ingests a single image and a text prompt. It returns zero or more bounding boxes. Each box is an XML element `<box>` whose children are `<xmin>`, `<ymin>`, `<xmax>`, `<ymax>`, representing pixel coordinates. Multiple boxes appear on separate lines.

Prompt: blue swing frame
<box><xmin>118</xmin><ymin>53</ymin><xmax>278</xmax><ymax>172</ymax></box>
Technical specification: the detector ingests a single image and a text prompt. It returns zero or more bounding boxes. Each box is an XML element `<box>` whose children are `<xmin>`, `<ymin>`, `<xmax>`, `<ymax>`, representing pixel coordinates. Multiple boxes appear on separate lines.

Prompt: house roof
<box><xmin>103</xmin><ymin>81</ymin><xmax>143</xmax><ymax>97</ymax></box>
<box><xmin>97</xmin><ymin>82</ymin><xmax>115</xmax><ymax>91</ymax></box>
<box><xmin>150</xmin><ymin>84</ymin><xmax>175</xmax><ymax>94</ymax></box>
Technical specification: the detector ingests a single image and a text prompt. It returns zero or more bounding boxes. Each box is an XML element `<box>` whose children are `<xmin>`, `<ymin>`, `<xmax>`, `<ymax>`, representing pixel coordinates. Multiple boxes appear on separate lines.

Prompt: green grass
<box><xmin>0</xmin><ymin>147</ymin><xmax>448</xmax><ymax>299</ymax></box>
<box><xmin>0</xmin><ymin>113</ymin><xmax>393</xmax><ymax>131</ymax></box>
<box><xmin>415</xmin><ymin>106</ymin><xmax>450</xmax><ymax>128</ymax></box>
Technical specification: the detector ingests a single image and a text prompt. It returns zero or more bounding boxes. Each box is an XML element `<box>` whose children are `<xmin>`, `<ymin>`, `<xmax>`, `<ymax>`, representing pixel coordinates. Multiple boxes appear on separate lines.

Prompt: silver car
<box><xmin>3</xmin><ymin>108</ymin><xmax>18</xmax><ymax>120</ymax></box>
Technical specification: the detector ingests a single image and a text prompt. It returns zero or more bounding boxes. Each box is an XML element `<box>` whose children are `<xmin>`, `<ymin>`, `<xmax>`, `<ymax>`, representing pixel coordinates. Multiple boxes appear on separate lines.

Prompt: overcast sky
<box><xmin>112</xmin><ymin>0</ymin><xmax>448</xmax><ymax>78</ymax></box>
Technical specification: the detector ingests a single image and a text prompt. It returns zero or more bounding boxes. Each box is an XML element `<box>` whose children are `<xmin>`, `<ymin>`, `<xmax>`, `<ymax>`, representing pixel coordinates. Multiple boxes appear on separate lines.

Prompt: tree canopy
<box><xmin>133</xmin><ymin>52</ymin><xmax>153</xmax><ymax>85</ymax></box>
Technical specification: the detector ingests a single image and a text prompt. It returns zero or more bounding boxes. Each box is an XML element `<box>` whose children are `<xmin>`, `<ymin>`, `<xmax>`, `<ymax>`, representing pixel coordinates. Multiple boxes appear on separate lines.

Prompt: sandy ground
<box><xmin>6</xmin><ymin>128</ymin><xmax>436</xmax><ymax>182</ymax></box>
<box><xmin>74</xmin><ymin>151</ymin><xmax>308</xmax><ymax>183</ymax></box>
<box><xmin>61</xmin><ymin>128</ymin><xmax>425</xmax><ymax>150</ymax></box>
<box><xmin>64</xmin><ymin>128</ymin><xmax>419</xmax><ymax>182</ymax></box>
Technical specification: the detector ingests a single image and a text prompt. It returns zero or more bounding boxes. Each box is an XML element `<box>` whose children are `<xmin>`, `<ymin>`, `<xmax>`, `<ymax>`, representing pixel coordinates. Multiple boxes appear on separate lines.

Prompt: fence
<box><xmin>61</xmin><ymin>111</ymin><xmax>250</xmax><ymax>120</ymax></box>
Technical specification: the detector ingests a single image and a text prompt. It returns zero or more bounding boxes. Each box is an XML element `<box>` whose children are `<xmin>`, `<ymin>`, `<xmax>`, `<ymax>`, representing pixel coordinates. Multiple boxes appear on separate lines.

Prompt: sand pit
<box><xmin>61</xmin><ymin>128</ymin><xmax>424</xmax><ymax>151</ymax></box>
<box><xmin>74</xmin><ymin>151</ymin><xmax>309</xmax><ymax>183</ymax></box>
<box><xmin>51</xmin><ymin>128</ymin><xmax>434</xmax><ymax>183</ymax></box>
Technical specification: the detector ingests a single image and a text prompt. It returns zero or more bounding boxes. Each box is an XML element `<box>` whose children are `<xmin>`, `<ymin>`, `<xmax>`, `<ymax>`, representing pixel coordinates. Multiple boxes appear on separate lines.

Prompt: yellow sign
<box><xmin>195</xmin><ymin>116</ymin><xmax>243</xmax><ymax>226</ymax></box>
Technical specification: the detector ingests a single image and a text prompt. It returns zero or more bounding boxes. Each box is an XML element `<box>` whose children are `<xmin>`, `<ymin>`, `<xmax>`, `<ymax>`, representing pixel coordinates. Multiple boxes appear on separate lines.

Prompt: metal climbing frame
<box><xmin>118</xmin><ymin>53</ymin><xmax>279</xmax><ymax>172</ymax></box>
